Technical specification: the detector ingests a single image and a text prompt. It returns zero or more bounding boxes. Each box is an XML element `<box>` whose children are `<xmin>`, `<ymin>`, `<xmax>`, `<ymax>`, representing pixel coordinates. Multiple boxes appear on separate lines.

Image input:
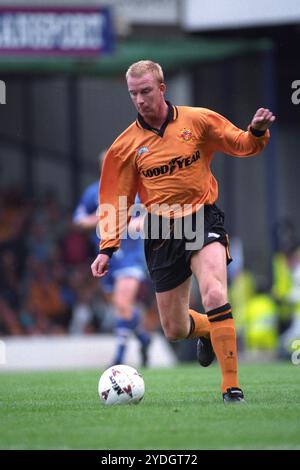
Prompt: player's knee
<box><xmin>113</xmin><ymin>302</ymin><xmax>133</xmax><ymax>320</ymax></box>
<box><xmin>113</xmin><ymin>296</ymin><xmax>133</xmax><ymax>317</ymax></box>
<box><xmin>202</xmin><ymin>285</ymin><xmax>227</xmax><ymax>311</ymax></box>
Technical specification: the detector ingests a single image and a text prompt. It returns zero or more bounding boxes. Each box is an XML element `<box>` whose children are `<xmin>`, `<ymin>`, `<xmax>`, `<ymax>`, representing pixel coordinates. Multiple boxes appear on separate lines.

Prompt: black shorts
<box><xmin>144</xmin><ymin>204</ymin><xmax>232</xmax><ymax>293</ymax></box>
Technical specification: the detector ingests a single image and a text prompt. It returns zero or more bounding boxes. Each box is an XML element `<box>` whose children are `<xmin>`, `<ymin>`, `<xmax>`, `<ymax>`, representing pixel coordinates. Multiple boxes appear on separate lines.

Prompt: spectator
<box><xmin>21</xmin><ymin>258</ymin><xmax>70</xmax><ymax>334</ymax></box>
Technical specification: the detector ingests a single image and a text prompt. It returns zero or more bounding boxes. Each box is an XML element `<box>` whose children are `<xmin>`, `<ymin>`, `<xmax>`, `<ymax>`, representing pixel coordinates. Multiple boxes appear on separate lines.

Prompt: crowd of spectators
<box><xmin>1</xmin><ymin>185</ymin><xmax>299</xmax><ymax>361</ymax></box>
<box><xmin>0</xmin><ymin>185</ymin><xmax>158</xmax><ymax>336</ymax></box>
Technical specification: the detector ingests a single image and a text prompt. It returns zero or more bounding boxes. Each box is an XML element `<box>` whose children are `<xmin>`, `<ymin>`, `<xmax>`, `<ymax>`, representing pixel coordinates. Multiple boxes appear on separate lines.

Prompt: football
<box><xmin>98</xmin><ymin>364</ymin><xmax>145</xmax><ymax>405</ymax></box>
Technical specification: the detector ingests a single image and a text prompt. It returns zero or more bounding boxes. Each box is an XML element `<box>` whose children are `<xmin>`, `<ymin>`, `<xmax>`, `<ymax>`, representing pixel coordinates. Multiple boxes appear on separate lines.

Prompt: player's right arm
<box><xmin>98</xmin><ymin>146</ymin><xmax>139</xmax><ymax>257</ymax></box>
<box><xmin>91</xmin><ymin>253</ymin><xmax>110</xmax><ymax>278</ymax></box>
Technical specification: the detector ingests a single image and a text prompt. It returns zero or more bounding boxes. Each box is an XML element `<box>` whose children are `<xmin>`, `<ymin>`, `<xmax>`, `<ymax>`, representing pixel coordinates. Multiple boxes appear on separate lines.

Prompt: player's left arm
<box><xmin>204</xmin><ymin>108</ymin><xmax>276</xmax><ymax>157</ymax></box>
<box><xmin>250</xmin><ymin>107</ymin><xmax>276</xmax><ymax>132</ymax></box>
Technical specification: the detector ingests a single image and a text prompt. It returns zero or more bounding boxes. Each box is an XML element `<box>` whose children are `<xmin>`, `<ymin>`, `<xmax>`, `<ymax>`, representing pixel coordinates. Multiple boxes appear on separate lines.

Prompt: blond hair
<box><xmin>126</xmin><ymin>60</ymin><xmax>164</xmax><ymax>84</ymax></box>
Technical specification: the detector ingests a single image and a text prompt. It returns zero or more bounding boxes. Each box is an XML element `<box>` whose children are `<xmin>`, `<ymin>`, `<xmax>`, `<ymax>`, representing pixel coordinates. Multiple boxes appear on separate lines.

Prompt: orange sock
<box><xmin>207</xmin><ymin>303</ymin><xmax>240</xmax><ymax>393</ymax></box>
<box><xmin>187</xmin><ymin>309</ymin><xmax>210</xmax><ymax>339</ymax></box>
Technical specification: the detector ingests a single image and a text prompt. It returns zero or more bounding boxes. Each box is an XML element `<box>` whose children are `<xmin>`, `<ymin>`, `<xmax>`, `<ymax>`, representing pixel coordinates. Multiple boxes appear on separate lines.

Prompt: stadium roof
<box><xmin>0</xmin><ymin>37</ymin><xmax>273</xmax><ymax>76</ymax></box>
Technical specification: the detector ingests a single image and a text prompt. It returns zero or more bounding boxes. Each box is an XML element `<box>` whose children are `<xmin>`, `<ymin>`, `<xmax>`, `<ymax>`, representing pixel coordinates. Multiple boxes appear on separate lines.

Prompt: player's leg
<box><xmin>111</xmin><ymin>276</ymin><xmax>139</xmax><ymax>364</ymax></box>
<box><xmin>113</xmin><ymin>276</ymin><xmax>140</xmax><ymax>320</ymax></box>
<box><xmin>191</xmin><ymin>242</ymin><xmax>244</xmax><ymax>402</ymax></box>
<box><xmin>155</xmin><ymin>277</ymin><xmax>191</xmax><ymax>341</ymax></box>
<box><xmin>144</xmin><ymin>211</ymin><xmax>212</xmax><ymax>358</ymax></box>
<box><xmin>115</xmin><ymin>274</ymin><xmax>151</xmax><ymax>366</ymax></box>
<box><xmin>112</xmin><ymin>276</ymin><xmax>150</xmax><ymax>365</ymax></box>
<box><xmin>155</xmin><ymin>276</ymin><xmax>210</xmax><ymax>342</ymax></box>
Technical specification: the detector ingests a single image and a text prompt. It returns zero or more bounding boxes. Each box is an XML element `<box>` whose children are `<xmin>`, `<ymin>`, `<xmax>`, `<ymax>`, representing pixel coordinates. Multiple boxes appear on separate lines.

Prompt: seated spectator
<box><xmin>0</xmin><ymin>249</ymin><xmax>23</xmax><ymax>335</ymax></box>
<box><xmin>21</xmin><ymin>259</ymin><xmax>70</xmax><ymax>334</ymax></box>
<box><xmin>60</xmin><ymin>216</ymin><xmax>91</xmax><ymax>266</ymax></box>
<box><xmin>27</xmin><ymin>220</ymin><xmax>54</xmax><ymax>262</ymax></box>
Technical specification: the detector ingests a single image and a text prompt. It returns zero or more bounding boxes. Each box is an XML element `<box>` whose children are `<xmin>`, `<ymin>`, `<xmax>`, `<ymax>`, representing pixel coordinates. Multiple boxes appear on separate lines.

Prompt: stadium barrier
<box><xmin>0</xmin><ymin>333</ymin><xmax>177</xmax><ymax>371</ymax></box>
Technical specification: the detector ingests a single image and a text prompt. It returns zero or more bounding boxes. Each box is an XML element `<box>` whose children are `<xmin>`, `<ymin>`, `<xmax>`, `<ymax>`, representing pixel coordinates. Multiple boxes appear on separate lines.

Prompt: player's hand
<box><xmin>91</xmin><ymin>254</ymin><xmax>110</xmax><ymax>278</ymax></box>
<box><xmin>251</xmin><ymin>108</ymin><xmax>276</xmax><ymax>131</ymax></box>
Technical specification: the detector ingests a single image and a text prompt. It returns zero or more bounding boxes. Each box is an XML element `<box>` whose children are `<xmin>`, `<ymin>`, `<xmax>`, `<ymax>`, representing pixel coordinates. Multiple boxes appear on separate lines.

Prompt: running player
<box><xmin>91</xmin><ymin>61</ymin><xmax>275</xmax><ymax>403</ymax></box>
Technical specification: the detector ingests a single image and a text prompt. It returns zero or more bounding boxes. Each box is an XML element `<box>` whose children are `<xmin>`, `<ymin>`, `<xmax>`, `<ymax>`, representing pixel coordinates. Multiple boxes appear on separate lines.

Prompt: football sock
<box><xmin>132</xmin><ymin>309</ymin><xmax>151</xmax><ymax>346</ymax></box>
<box><xmin>113</xmin><ymin>318</ymin><xmax>131</xmax><ymax>364</ymax></box>
<box><xmin>113</xmin><ymin>310</ymin><xmax>150</xmax><ymax>364</ymax></box>
<box><xmin>187</xmin><ymin>309</ymin><xmax>210</xmax><ymax>339</ymax></box>
<box><xmin>206</xmin><ymin>303</ymin><xmax>240</xmax><ymax>393</ymax></box>
<box><xmin>131</xmin><ymin>309</ymin><xmax>140</xmax><ymax>330</ymax></box>
<box><xmin>132</xmin><ymin>309</ymin><xmax>150</xmax><ymax>346</ymax></box>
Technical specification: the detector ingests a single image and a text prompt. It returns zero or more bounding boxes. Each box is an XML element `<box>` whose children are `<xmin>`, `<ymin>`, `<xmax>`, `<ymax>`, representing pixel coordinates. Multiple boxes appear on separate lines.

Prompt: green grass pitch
<box><xmin>0</xmin><ymin>362</ymin><xmax>299</xmax><ymax>450</ymax></box>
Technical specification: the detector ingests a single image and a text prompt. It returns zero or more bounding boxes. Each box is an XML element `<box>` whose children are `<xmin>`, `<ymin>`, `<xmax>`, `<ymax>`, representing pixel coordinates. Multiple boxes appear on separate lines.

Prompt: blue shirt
<box><xmin>73</xmin><ymin>181</ymin><xmax>144</xmax><ymax>259</ymax></box>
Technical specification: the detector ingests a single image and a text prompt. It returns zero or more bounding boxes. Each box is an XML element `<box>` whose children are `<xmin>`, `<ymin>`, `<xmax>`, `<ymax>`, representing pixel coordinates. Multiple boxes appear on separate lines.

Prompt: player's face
<box><xmin>127</xmin><ymin>72</ymin><xmax>166</xmax><ymax>121</ymax></box>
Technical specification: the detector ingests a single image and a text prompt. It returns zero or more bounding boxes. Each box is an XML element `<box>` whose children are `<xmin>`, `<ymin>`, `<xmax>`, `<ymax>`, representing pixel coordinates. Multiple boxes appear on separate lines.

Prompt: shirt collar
<box><xmin>136</xmin><ymin>101</ymin><xmax>178</xmax><ymax>137</ymax></box>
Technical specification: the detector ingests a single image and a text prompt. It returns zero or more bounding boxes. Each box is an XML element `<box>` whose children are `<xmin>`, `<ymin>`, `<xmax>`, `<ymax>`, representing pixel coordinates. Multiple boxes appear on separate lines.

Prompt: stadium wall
<box><xmin>0</xmin><ymin>333</ymin><xmax>177</xmax><ymax>371</ymax></box>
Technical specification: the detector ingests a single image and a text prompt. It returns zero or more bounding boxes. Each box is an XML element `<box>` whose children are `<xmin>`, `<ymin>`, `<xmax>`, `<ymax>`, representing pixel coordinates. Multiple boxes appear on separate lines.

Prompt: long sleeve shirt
<box><xmin>99</xmin><ymin>103</ymin><xmax>270</xmax><ymax>254</ymax></box>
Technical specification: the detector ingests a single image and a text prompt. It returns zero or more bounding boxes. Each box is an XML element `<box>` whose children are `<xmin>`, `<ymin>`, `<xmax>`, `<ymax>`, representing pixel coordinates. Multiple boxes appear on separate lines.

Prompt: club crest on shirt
<box><xmin>180</xmin><ymin>128</ymin><xmax>193</xmax><ymax>142</ymax></box>
<box><xmin>137</xmin><ymin>146</ymin><xmax>150</xmax><ymax>157</ymax></box>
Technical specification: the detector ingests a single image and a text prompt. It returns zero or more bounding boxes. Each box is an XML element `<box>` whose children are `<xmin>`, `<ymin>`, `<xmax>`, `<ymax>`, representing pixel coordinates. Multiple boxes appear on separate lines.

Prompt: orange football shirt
<box><xmin>99</xmin><ymin>103</ymin><xmax>270</xmax><ymax>252</ymax></box>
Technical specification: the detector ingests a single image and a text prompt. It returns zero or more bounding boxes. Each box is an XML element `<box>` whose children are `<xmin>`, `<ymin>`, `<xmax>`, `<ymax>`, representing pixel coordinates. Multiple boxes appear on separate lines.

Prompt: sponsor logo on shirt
<box><xmin>141</xmin><ymin>150</ymin><xmax>200</xmax><ymax>178</ymax></box>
